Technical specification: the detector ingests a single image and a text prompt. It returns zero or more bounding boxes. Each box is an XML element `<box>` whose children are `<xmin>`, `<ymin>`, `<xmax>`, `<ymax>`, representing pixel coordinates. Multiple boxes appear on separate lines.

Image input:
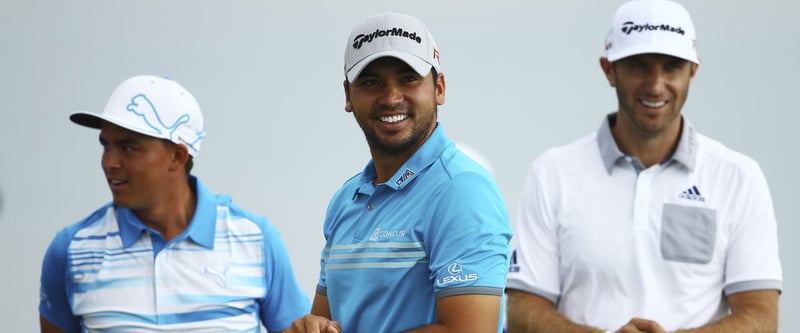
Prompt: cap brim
<box><xmin>346</xmin><ymin>51</ymin><xmax>433</xmax><ymax>82</ymax></box>
<box><xmin>608</xmin><ymin>46</ymin><xmax>699</xmax><ymax>64</ymax></box>
<box><xmin>70</xmin><ymin>112</ymin><xmax>104</xmax><ymax>129</ymax></box>
<box><xmin>69</xmin><ymin>111</ymin><xmax>168</xmax><ymax>141</ymax></box>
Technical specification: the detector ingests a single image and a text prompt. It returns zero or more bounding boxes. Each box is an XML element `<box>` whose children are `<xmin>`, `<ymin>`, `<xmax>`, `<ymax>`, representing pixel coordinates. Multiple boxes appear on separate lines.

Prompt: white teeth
<box><xmin>110</xmin><ymin>179</ymin><xmax>124</xmax><ymax>185</ymax></box>
<box><xmin>641</xmin><ymin>100</ymin><xmax>666</xmax><ymax>108</ymax></box>
<box><xmin>380</xmin><ymin>114</ymin><xmax>408</xmax><ymax>123</ymax></box>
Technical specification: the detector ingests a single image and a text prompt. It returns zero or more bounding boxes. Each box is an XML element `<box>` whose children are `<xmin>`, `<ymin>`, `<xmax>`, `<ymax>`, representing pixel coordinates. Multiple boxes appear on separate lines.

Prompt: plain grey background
<box><xmin>1</xmin><ymin>0</ymin><xmax>797</xmax><ymax>331</ymax></box>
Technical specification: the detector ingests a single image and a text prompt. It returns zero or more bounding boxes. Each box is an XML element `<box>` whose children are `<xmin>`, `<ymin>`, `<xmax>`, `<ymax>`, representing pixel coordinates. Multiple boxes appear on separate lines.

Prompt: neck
<box><xmin>371</xmin><ymin>150</ymin><xmax>415</xmax><ymax>185</ymax></box>
<box><xmin>133</xmin><ymin>179</ymin><xmax>196</xmax><ymax>241</ymax></box>
<box><xmin>612</xmin><ymin>118</ymin><xmax>682</xmax><ymax>168</ymax></box>
<box><xmin>369</xmin><ymin>125</ymin><xmax>436</xmax><ymax>185</ymax></box>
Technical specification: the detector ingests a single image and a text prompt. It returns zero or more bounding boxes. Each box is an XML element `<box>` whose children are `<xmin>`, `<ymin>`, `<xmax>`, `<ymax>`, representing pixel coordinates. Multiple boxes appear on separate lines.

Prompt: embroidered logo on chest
<box><xmin>678</xmin><ymin>185</ymin><xmax>706</xmax><ymax>202</ymax></box>
<box><xmin>368</xmin><ymin>227</ymin><xmax>407</xmax><ymax>241</ymax></box>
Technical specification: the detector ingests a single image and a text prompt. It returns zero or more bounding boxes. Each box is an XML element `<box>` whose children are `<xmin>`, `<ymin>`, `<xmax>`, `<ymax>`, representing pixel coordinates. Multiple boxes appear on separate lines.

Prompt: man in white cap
<box><xmin>39</xmin><ymin>75</ymin><xmax>311</xmax><ymax>332</ymax></box>
<box><xmin>287</xmin><ymin>12</ymin><xmax>512</xmax><ymax>333</ymax></box>
<box><xmin>505</xmin><ymin>1</ymin><xmax>782</xmax><ymax>332</ymax></box>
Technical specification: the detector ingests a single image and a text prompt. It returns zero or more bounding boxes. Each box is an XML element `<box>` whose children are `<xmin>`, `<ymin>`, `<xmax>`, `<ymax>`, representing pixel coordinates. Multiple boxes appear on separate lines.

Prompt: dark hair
<box><xmin>160</xmin><ymin>139</ymin><xmax>194</xmax><ymax>174</ymax></box>
<box><xmin>185</xmin><ymin>156</ymin><xmax>194</xmax><ymax>174</ymax></box>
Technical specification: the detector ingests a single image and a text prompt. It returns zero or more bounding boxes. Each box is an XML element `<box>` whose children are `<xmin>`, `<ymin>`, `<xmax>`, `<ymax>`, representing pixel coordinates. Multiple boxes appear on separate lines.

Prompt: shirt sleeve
<box><xmin>259</xmin><ymin>221</ymin><xmax>311</xmax><ymax>332</ymax></box>
<box><xmin>506</xmin><ymin>159</ymin><xmax>562</xmax><ymax>303</ymax></box>
<box><xmin>427</xmin><ymin>171</ymin><xmax>512</xmax><ymax>298</ymax></box>
<box><xmin>723</xmin><ymin>161</ymin><xmax>783</xmax><ymax>294</ymax></box>
<box><xmin>39</xmin><ymin>227</ymin><xmax>82</xmax><ymax>333</ymax></box>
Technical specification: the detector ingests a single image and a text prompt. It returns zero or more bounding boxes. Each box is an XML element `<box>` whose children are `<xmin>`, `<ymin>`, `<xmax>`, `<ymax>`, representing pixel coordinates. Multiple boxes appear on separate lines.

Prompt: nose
<box><xmin>101</xmin><ymin>147</ymin><xmax>121</xmax><ymax>172</ymax></box>
<box><xmin>378</xmin><ymin>81</ymin><xmax>404</xmax><ymax>107</ymax></box>
<box><xmin>643</xmin><ymin>66</ymin><xmax>668</xmax><ymax>96</ymax></box>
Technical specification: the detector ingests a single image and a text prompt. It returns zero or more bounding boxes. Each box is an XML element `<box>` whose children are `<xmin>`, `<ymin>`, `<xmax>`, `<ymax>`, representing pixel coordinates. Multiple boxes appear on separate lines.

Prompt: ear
<box><xmin>689</xmin><ymin>62</ymin><xmax>699</xmax><ymax>78</ymax></box>
<box><xmin>343</xmin><ymin>80</ymin><xmax>353</xmax><ymax>112</ymax></box>
<box><xmin>599</xmin><ymin>57</ymin><xmax>616</xmax><ymax>87</ymax></box>
<box><xmin>170</xmin><ymin>144</ymin><xmax>190</xmax><ymax>173</ymax></box>
<box><xmin>435</xmin><ymin>72</ymin><xmax>446</xmax><ymax>105</ymax></box>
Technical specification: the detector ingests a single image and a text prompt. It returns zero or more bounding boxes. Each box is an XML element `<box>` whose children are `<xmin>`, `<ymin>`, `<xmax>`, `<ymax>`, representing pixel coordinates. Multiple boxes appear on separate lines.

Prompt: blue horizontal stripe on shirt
<box><xmin>73</xmin><ymin>276</ymin><xmax>152</xmax><ymax>293</ymax></box>
<box><xmin>82</xmin><ymin>303</ymin><xmax>259</xmax><ymax>325</ymax></box>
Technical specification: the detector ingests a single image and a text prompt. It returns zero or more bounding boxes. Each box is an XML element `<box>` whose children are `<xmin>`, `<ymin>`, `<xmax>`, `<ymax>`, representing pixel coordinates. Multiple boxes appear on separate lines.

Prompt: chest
<box><xmin>67</xmin><ymin>228</ymin><xmax>266</xmax><ymax>329</ymax></box>
<box><xmin>554</xmin><ymin>164</ymin><xmax>738</xmax><ymax>273</ymax></box>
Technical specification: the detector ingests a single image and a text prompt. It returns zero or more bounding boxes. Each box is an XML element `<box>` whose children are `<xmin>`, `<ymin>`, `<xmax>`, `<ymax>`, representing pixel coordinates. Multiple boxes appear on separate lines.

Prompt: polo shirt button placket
<box><xmin>154</xmin><ymin>251</ymin><xmax>170</xmax><ymax>317</ymax></box>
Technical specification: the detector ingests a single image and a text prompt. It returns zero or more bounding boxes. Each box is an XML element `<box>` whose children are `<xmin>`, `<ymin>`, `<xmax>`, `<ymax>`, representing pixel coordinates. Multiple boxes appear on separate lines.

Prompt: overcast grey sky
<box><xmin>1</xmin><ymin>0</ymin><xmax>797</xmax><ymax>331</ymax></box>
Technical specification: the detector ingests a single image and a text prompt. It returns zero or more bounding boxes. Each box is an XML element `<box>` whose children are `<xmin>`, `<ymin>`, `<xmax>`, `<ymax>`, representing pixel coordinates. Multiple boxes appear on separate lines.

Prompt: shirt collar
<box><xmin>117</xmin><ymin>175</ymin><xmax>217</xmax><ymax>249</ymax></box>
<box><xmin>597</xmin><ymin>113</ymin><xmax>697</xmax><ymax>174</ymax></box>
<box><xmin>353</xmin><ymin>123</ymin><xmax>451</xmax><ymax>196</ymax></box>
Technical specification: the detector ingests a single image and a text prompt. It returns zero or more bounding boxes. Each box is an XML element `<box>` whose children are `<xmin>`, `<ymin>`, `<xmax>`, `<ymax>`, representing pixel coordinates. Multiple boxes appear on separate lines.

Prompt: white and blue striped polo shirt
<box><xmin>317</xmin><ymin>124</ymin><xmax>512</xmax><ymax>332</ymax></box>
<box><xmin>40</xmin><ymin>176</ymin><xmax>310</xmax><ymax>332</ymax></box>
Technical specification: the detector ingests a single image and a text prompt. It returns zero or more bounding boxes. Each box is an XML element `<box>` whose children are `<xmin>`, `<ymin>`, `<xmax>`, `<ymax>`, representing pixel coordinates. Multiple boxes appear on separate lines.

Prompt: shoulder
<box><xmin>205</xmin><ymin>193</ymin><xmax>285</xmax><ymax>244</ymax></box>
<box><xmin>44</xmin><ymin>203</ymin><xmax>115</xmax><ymax>259</ymax></box>
<box><xmin>60</xmin><ymin>203</ymin><xmax>116</xmax><ymax>240</ymax></box>
<box><xmin>529</xmin><ymin>133</ymin><xmax>599</xmax><ymax>173</ymax></box>
<box><xmin>695</xmin><ymin>133</ymin><xmax>763</xmax><ymax>175</ymax></box>
<box><xmin>437</xmin><ymin>145</ymin><xmax>496</xmax><ymax>181</ymax></box>
<box><xmin>434</xmin><ymin>147</ymin><xmax>501</xmax><ymax>193</ymax></box>
<box><xmin>431</xmin><ymin>149</ymin><xmax>509</xmax><ymax>217</ymax></box>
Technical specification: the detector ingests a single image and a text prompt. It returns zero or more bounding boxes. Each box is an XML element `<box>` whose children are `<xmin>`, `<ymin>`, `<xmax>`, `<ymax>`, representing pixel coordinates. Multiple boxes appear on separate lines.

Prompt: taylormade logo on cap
<box><xmin>620</xmin><ymin>21</ymin><xmax>685</xmax><ymax>35</ymax></box>
<box><xmin>352</xmin><ymin>28</ymin><xmax>422</xmax><ymax>49</ymax></box>
<box><xmin>605</xmin><ymin>0</ymin><xmax>699</xmax><ymax>64</ymax></box>
<box><xmin>344</xmin><ymin>12</ymin><xmax>441</xmax><ymax>82</ymax></box>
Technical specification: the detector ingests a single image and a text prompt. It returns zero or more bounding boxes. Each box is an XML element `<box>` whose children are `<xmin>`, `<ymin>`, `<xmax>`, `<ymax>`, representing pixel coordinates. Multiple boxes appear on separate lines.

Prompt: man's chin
<box><xmin>111</xmin><ymin>197</ymin><xmax>134</xmax><ymax>208</ymax></box>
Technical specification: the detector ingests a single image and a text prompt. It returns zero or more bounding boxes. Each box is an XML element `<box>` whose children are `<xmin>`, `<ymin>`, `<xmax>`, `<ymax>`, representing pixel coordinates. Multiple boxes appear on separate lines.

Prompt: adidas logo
<box><xmin>679</xmin><ymin>185</ymin><xmax>705</xmax><ymax>202</ymax></box>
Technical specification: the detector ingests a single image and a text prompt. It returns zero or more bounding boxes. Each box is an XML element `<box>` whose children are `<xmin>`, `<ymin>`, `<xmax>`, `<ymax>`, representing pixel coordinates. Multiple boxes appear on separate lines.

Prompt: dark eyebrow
<box><xmin>668</xmin><ymin>58</ymin><xmax>689</xmax><ymax>67</ymax></box>
<box><xmin>98</xmin><ymin>134</ymin><xmax>139</xmax><ymax>146</ymax></box>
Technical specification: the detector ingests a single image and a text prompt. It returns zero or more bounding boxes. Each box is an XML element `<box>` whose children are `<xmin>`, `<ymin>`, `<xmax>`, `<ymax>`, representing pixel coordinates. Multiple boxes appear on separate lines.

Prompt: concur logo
<box><xmin>369</xmin><ymin>227</ymin><xmax>406</xmax><ymax>241</ymax></box>
<box><xmin>437</xmin><ymin>262</ymin><xmax>478</xmax><ymax>286</ymax></box>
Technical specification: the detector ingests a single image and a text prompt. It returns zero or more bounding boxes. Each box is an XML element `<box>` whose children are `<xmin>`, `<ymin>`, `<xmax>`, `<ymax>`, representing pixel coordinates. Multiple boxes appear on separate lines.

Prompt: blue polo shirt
<box><xmin>39</xmin><ymin>176</ymin><xmax>310</xmax><ymax>332</ymax></box>
<box><xmin>317</xmin><ymin>124</ymin><xmax>512</xmax><ymax>332</ymax></box>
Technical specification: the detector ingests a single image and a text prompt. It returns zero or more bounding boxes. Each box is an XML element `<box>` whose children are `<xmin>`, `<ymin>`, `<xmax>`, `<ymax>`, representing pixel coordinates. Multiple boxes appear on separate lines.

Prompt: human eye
<box><xmin>627</xmin><ymin>60</ymin><xmax>646</xmax><ymax>70</ymax></box>
<box><xmin>401</xmin><ymin>74</ymin><xmax>419</xmax><ymax>83</ymax></box>
<box><xmin>357</xmin><ymin>78</ymin><xmax>379</xmax><ymax>87</ymax></box>
<box><xmin>121</xmin><ymin>144</ymin><xmax>138</xmax><ymax>153</ymax></box>
<box><xmin>665</xmin><ymin>60</ymin><xmax>687</xmax><ymax>72</ymax></box>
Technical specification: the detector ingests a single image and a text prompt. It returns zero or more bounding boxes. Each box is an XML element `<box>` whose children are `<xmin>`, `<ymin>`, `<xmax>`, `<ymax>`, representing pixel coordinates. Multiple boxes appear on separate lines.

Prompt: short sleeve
<box><xmin>259</xmin><ymin>221</ymin><xmax>311</xmax><ymax>332</ymax></box>
<box><xmin>39</xmin><ymin>228</ymin><xmax>81</xmax><ymax>333</ymax></box>
<box><xmin>723</xmin><ymin>161</ymin><xmax>783</xmax><ymax>294</ymax></box>
<box><xmin>506</xmin><ymin>159</ymin><xmax>562</xmax><ymax>303</ymax></box>
<box><xmin>427</xmin><ymin>171</ymin><xmax>512</xmax><ymax>298</ymax></box>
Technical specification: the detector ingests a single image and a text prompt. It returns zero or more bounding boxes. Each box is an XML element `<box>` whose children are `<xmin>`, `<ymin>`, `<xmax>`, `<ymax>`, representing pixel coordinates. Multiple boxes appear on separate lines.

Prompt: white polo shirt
<box><xmin>507</xmin><ymin>114</ymin><xmax>782</xmax><ymax>331</ymax></box>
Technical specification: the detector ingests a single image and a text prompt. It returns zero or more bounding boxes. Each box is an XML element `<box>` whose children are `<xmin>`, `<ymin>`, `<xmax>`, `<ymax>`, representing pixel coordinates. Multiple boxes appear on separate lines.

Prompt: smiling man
<box><xmin>505</xmin><ymin>1</ymin><xmax>782</xmax><ymax>333</ymax></box>
<box><xmin>286</xmin><ymin>12</ymin><xmax>512</xmax><ymax>333</ymax></box>
<box><xmin>39</xmin><ymin>75</ymin><xmax>310</xmax><ymax>332</ymax></box>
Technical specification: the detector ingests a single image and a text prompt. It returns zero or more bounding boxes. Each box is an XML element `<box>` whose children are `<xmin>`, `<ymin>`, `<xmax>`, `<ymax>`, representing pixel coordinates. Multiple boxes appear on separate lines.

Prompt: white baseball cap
<box><xmin>344</xmin><ymin>12</ymin><xmax>441</xmax><ymax>82</ymax></box>
<box><xmin>70</xmin><ymin>75</ymin><xmax>206</xmax><ymax>157</ymax></box>
<box><xmin>604</xmin><ymin>0</ymin><xmax>699</xmax><ymax>64</ymax></box>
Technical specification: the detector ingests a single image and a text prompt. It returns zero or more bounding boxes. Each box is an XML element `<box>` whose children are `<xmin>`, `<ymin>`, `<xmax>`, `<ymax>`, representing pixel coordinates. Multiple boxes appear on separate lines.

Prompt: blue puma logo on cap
<box><xmin>126</xmin><ymin>93</ymin><xmax>190</xmax><ymax>140</ymax></box>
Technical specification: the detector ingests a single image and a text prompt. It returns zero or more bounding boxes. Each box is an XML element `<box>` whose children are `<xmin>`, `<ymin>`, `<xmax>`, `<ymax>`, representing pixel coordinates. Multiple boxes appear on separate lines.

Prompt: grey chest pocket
<box><xmin>661</xmin><ymin>203</ymin><xmax>717</xmax><ymax>264</ymax></box>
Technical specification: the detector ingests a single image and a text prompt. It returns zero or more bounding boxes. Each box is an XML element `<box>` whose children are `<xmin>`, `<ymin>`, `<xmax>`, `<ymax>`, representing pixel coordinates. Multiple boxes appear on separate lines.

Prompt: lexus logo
<box><xmin>448</xmin><ymin>262</ymin><xmax>463</xmax><ymax>275</ymax></box>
